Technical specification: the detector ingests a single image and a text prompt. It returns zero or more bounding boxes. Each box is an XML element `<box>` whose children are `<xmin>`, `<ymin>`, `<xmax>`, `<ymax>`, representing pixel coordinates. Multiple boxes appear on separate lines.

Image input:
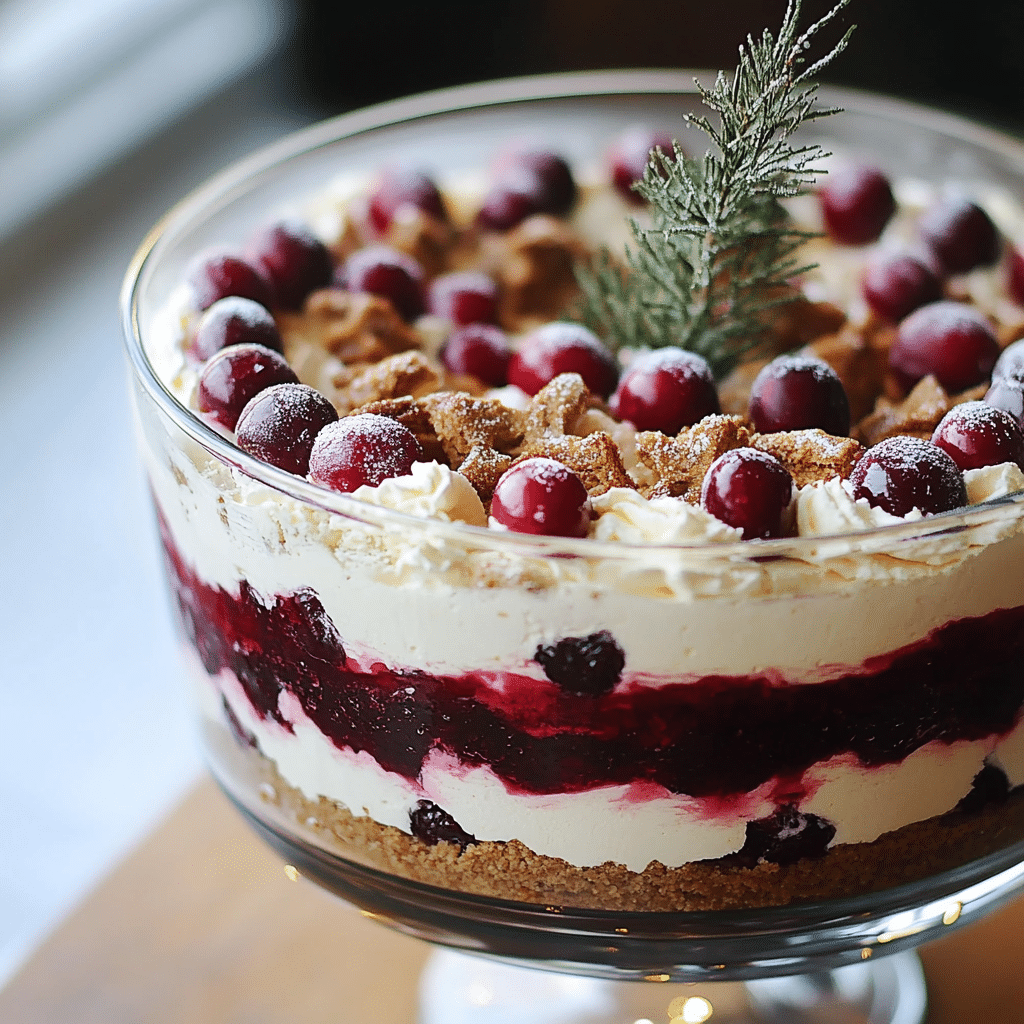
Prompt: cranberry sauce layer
<box><xmin>163</xmin><ymin>527</ymin><xmax>1024</xmax><ymax>800</ymax></box>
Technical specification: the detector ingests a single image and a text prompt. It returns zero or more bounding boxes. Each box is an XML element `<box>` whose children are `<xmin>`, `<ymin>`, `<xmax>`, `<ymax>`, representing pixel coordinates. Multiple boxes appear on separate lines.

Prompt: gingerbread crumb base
<box><xmin>249</xmin><ymin>752</ymin><xmax>1024</xmax><ymax>913</ymax></box>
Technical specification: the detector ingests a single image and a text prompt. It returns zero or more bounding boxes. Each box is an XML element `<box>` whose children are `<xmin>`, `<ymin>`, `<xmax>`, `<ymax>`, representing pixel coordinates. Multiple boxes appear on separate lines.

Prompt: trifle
<box><xmin>125</xmin><ymin>73</ymin><xmax>1024</xmax><ymax>925</ymax></box>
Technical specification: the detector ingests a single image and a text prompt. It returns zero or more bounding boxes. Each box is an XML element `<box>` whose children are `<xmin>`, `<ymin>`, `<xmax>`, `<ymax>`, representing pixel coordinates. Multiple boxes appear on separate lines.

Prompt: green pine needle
<box><xmin>576</xmin><ymin>0</ymin><xmax>854</xmax><ymax>379</ymax></box>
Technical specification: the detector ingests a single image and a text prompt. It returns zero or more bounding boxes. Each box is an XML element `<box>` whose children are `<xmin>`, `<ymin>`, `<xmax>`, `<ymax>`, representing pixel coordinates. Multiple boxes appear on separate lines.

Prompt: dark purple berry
<box><xmin>248</xmin><ymin>219</ymin><xmax>333</xmax><ymax>311</ymax></box>
<box><xmin>736</xmin><ymin>806</ymin><xmax>836</xmax><ymax>866</ymax></box>
<box><xmin>610</xmin><ymin>347</ymin><xmax>719</xmax><ymax>434</ymax></box>
<box><xmin>192</xmin><ymin>296</ymin><xmax>282</xmax><ymax>362</ymax></box>
<box><xmin>931</xmin><ymin>401</ymin><xmax>1024</xmax><ymax>471</ymax></box>
<box><xmin>409</xmin><ymin>800</ymin><xmax>477</xmax><ymax>849</ymax></box>
<box><xmin>956</xmin><ymin>765</ymin><xmax>1010</xmax><ymax>814</ymax></box>
<box><xmin>427</xmin><ymin>271</ymin><xmax>499</xmax><ymax>325</ymax></box>
<box><xmin>196</xmin><ymin>343</ymin><xmax>298</xmax><ymax>430</ymax></box>
<box><xmin>850</xmin><ymin>435</ymin><xmax>967</xmax><ymax>517</ymax></box>
<box><xmin>235</xmin><ymin>383</ymin><xmax>339</xmax><ymax>475</ymax></box>
<box><xmin>508</xmin><ymin>322</ymin><xmax>618</xmax><ymax>398</ymax></box>
<box><xmin>368</xmin><ymin>168</ymin><xmax>446</xmax><ymax>235</ymax></box>
<box><xmin>490</xmin><ymin>458</ymin><xmax>591</xmax><ymax>538</ymax></box>
<box><xmin>341</xmin><ymin>245</ymin><xmax>425</xmax><ymax>321</ymax></box>
<box><xmin>309</xmin><ymin>413</ymin><xmax>423</xmax><ymax>493</ymax></box>
<box><xmin>441</xmin><ymin>324</ymin><xmax>512</xmax><ymax>386</ymax></box>
<box><xmin>889</xmin><ymin>300</ymin><xmax>999</xmax><ymax>393</ymax></box>
<box><xmin>748</xmin><ymin>355</ymin><xmax>850</xmax><ymax>436</ymax></box>
<box><xmin>608</xmin><ymin>125</ymin><xmax>674</xmax><ymax>204</ymax></box>
<box><xmin>920</xmin><ymin>195</ymin><xmax>1001</xmax><ymax>275</ymax></box>
<box><xmin>515</xmin><ymin>150</ymin><xmax>577</xmax><ymax>215</ymax></box>
<box><xmin>534</xmin><ymin>631</ymin><xmax>625</xmax><ymax>697</ymax></box>
<box><xmin>188</xmin><ymin>253</ymin><xmax>272</xmax><ymax>311</ymax></box>
<box><xmin>861</xmin><ymin>251</ymin><xmax>943</xmax><ymax>323</ymax></box>
<box><xmin>700</xmin><ymin>448</ymin><xmax>793</xmax><ymax>540</ymax></box>
<box><xmin>819</xmin><ymin>164</ymin><xmax>895</xmax><ymax>245</ymax></box>
<box><xmin>476</xmin><ymin>150</ymin><xmax>576</xmax><ymax>230</ymax></box>
<box><xmin>986</xmin><ymin>375</ymin><xmax>1024</xmax><ymax>428</ymax></box>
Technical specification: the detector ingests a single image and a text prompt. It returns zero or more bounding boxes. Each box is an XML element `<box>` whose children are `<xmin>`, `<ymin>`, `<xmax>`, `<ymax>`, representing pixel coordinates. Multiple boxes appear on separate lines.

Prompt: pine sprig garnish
<box><xmin>576</xmin><ymin>0</ymin><xmax>853</xmax><ymax>379</ymax></box>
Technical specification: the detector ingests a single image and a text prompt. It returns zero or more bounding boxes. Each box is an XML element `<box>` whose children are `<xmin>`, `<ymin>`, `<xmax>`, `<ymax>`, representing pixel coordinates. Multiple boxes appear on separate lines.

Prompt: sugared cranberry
<box><xmin>610</xmin><ymin>347</ymin><xmax>719</xmax><ymax>434</ymax></box>
<box><xmin>247</xmin><ymin>219</ymin><xmax>333</xmax><ymax>311</ymax></box>
<box><xmin>861</xmin><ymin>251</ymin><xmax>943</xmax><ymax>323</ymax></box>
<box><xmin>700</xmin><ymin>448</ymin><xmax>793</xmax><ymax>540</ymax></box>
<box><xmin>476</xmin><ymin>150</ymin><xmax>576</xmax><ymax>230</ymax></box>
<box><xmin>187</xmin><ymin>253</ymin><xmax>272</xmax><ymax>311</ymax></box>
<box><xmin>889</xmin><ymin>300</ymin><xmax>999</xmax><ymax>393</ymax></box>
<box><xmin>748</xmin><ymin>355</ymin><xmax>850</xmax><ymax>436</ymax></box>
<box><xmin>490</xmin><ymin>457</ymin><xmax>591</xmax><ymax>538</ymax></box>
<box><xmin>308</xmin><ymin>413</ymin><xmax>423</xmax><ymax>493</ymax></box>
<box><xmin>608</xmin><ymin>125</ymin><xmax>674</xmax><ymax>204</ymax></box>
<box><xmin>441</xmin><ymin>324</ymin><xmax>512</xmax><ymax>386</ymax></box>
<box><xmin>367</xmin><ymin>168</ymin><xmax>446</xmax><ymax>235</ymax></box>
<box><xmin>992</xmin><ymin>338</ymin><xmax>1024</xmax><ymax>382</ymax></box>
<box><xmin>235</xmin><ymin>383</ymin><xmax>339</xmax><ymax>475</ymax></box>
<box><xmin>196</xmin><ymin>343</ymin><xmax>298</xmax><ymax>430</ymax></box>
<box><xmin>409</xmin><ymin>800</ymin><xmax>477</xmax><ymax>849</ymax></box>
<box><xmin>534</xmin><ymin>631</ymin><xmax>626</xmax><ymax>697</ymax></box>
<box><xmin>931</xmin><ymin>401</ymin><xmax>1024</xmax><ymax>471</ymax></box>
<box><xmin>919</xmin><ymin>195</ymin><xmax>1001</xmax><ymax>275</ymax></box>
<box><xmin>427</xmin><ymin>271</ymin><xmax>499</xmax><ymax>326</ymax></box>
<box><xmin>508</xmin><ymin>322</ymin><xmax>618</xmax><ymax>398</ymax></box>
<box><xmin>1008</xmin><ymin>245</ymin><xmax>1024</xmax><ymax>306</ymax></box>
<box><xmin>512</xmin><ymin>149</ymin><xmax>577</xmax><ymax>215</ymax></box>
<box><xmin>850</xmin><ymin>435</ymin><xmax>967</xmax><ymax>517</ymax></box>
<box><xmin>341</xmin><ymin>245</ymin><xmax>425</xmax><ymax>321</ymax></box>
<box><xmin>737</xmin><ymin>806</ymin><xmax>836</xmax><ymax>866</ymax></box>
<box><xmin>192</xmin><ymin>296</ymin><xmax>282</xmax><ymax>362</ymax></box>
<box><xmin>819</xmin><ymin>163</ymin><xmax>895</xmax><ymax>245</ymax></box>
<box><xmin>985</xmin><ymin>375</ymin><xmax>1024</xmax><ymax>427</ymax></box>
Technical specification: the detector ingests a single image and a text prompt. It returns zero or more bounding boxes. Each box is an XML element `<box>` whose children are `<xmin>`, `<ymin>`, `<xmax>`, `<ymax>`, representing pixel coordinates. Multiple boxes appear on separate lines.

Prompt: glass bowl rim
<box><xmin>120</xmin><ymin>68</ymin><xmax>1024</xmax><ymax>564</ymax></box>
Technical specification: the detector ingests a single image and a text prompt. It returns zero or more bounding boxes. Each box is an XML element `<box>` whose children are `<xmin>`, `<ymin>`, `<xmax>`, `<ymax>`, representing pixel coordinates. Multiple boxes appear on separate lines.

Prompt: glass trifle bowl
<box><xmin>122</xmin><ymin>71</ymin><xmax>1024</xmax><ymax>1023</ymax></box>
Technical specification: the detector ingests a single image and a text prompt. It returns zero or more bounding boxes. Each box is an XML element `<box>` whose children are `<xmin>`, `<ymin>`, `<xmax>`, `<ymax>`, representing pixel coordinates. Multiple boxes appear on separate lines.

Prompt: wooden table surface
<box><xmin>2</xmin><ymin>778</ymin><xmax>1022</xmax><ymax>1024</ymax></box>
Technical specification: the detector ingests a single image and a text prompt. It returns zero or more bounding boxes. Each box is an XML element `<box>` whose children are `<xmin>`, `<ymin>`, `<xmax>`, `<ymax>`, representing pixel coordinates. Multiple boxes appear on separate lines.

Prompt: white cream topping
<box><xmin>351</xmin><ymin>461</ymin><xmax>487</xmax><ymax>527</ymax></box>
<box><xmin>590</xmin><ymin>487</ymin><xmax>741</xmax><ymax>544</ymax></box>
<box><xmin>796</xmin><ymin>477</ymin><xmax>920</xmax><ymax>536</ymax></box>
<box><xmin>964</xmin><ymin>462</ymin><xmax>1024</xmax><ymax>504</ymax></box>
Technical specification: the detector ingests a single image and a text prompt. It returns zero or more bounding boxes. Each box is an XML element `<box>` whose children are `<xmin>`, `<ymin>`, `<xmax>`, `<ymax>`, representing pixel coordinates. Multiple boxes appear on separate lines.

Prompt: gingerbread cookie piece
<box><xmin>516</xmin><ymin>432</ymin><xmax>633</xmax><ymax>497</ymax></box>
<box><xmin>423</xmin><ymin>392</ymin><xmax>526</xmax><ymax>468</ymax></box>
<box><xmin>334</xmin><ymin>351</ymin><xmax>440</xmax><ymax>411</ymax></box>
<box><xmin>752</xmin><ymin>429</ymin><xmax>864</xmax><ymax>487</ymax></box>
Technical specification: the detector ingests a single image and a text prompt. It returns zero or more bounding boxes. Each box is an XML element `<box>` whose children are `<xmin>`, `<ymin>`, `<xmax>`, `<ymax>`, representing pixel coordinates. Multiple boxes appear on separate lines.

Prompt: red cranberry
<box><xmin>850</xmin><ymin>435</ymin><xmax>967</xmax><ymax>517</ymax></box>
<box><xmin>889</xmin><ymin>301</ymin><xmax>999</xmax><ymax>393</ymax></box>
<box><xmin>512</xmin><ymin>149</ymin><xmax>577</xmax><ymax>215</ymax></box>
<box><xmin>341</xmin><ymin>245</ymin><xmax>425</xmax><ymax>321</ymax></box>
<box><xmin>985</xmin><ymin>375</ymin><xmax>1024</xmax><ymax>428</ymax></box>
<box><xmin>427</xmin><ymin>271</ymin><xmax>499</xmax><ymax>325</ymax></box>
<box><xmin>192</xmin><ymin>296</ymin><xmax>282</xmax><ymax>362</ymax></box>
<box><xmin>861</xmin><ymin>251</ymin><xmax>943</xmax><ymax>323</ymax></box>
<box><xmin>608</xmin><ymin>125</ymin><xmax>674</xmax><ymax>204</ymax></box>
<box><xmin>367</xmin><ymin>168</ymin><xmax>446</xmax><ymax>235</ymax></box>
<box><xmin>308</xmin><ymin>413</ymin><xmax>423</xmax><ymax>493</ymax></box>
<box><xmin>476</xmin><ymin>150</ymin><xmax>576</xmax><ymax>230</ymax></box>
<box><xmin>508</xmin><ymin>322</ymin><xmax>618</xmax><ymax>398</ymax></box>
<box><xmin>700</xmin><ymin>448</ymin><xmax>793</xmax><ymax>540</ymax></box>
<box><xmin>610</xmin><ymin>347</ymin><xmax>719</xmax><ymax>434</ymax></box>
<box><xmin>196</xmin><ymin>343</ymin><xmax>298</xmax><ymax>430</ymax></box>
<box><xmin>247</xmin><ymin>219</ymin><xmax>333</xmax><ymax>310</ymax></box>
<box><xmin>235</xmin><ymin>383</ymin><xmax>339</xmax><ymax>475</ymax></box>
<box><xmin>748</xmin><ymin>355</ymin><xmax>850</xmax><ymax>436</ymax></box>
<box><xmin>441</xmin><ymin>324</ymin><xmax>512</xmax><ymax>386</ymax></box>
<box><xmin>993</xmin><ymin>338</ymin><xmax>1024</xmax><ymax>382</ymax></box>
<box><xmin>931</xmin><ymin>401</ymin><xmax>1024</xmax><ymax>471</ymax></box>
<box><xmin>919</xmin><ymin>196</ymin><xmax>1001</xmax><ymax>275</ymax></box>
<box><xmin>1008</xmin><ymin>245</ymin><xmax>1024</xmax><ymax>305</ymax></box>
<box><xmin>187</xmin><ymin>253</ymin><xmax>272</xmax><ymax>311</ymax></box>
<box><xmin>490</xmin><ymin>458</ymin><xmax>591</xmax><ymax>538</ymax></box>
<box><xmin>819</xmin><ymin>164</ymin><xmax>895</xmax><ymax>245</ymax></box>
<box><xmin>534</xmin><ymin>631</ymin><xmax>626</xmax><ymax>696</ymax></box>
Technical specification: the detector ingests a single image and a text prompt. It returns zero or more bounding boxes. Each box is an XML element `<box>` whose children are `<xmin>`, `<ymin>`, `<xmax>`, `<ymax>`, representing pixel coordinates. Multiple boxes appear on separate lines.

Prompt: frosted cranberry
<box><xmin>367</xmin><ymin>168</ymin><xmax>446</xmax><ymax>235</ymax></box>
<box><xmin>850</xmin><ymin>436</ymin><xmax>967</xmax><ymax>517</ymax></box>
<box><xmin>490</xmin><ymin>458</ymin><xmax>591</xmax><ymax>538</ymax></box>
<box><xmin>889</xmin><ymin>301</ymin><xmax>999</xmax><ymax>393</ymax></box>
<box><xmin>819</xmin><ymin>164</ymin><xmax>895</xmax><ymax>245</ymax></box>
<box><xmin>248</xmin><ymin>220</ymin><xmax>333</xmax><ymax>310</ymax></box>
<box><xmin>700</xmin><ymin>448</ymin><xmax>793</xmax><ymax>540</ymax></box>
<box><xmin>476</xmin><ymin>150</ymin><xmax>576</xmax><ymax>230</ymax></box>
<box><xmin>188</xmin><ymin>253</ymin><xmax>272</xmax><ymax>311</ymax></box>
<box><xmin>993</xmin><ymin>338</ymin><xmax>1024</xmax><ymax>382</ymax></box>
<box><xmin>861</xmin><ymin>252</ymin><xmax>943</xmax><ymax>323</ymax></box>
<box><xmin>196</xmin><ymin>343</ymin><xmax>298</xmax><ymax>430</ymax></box>
<box><xmin>1009</xmin><ymin>246</ymin><xmax>1024</xmax><ymax>305</ymax></box>
<box><xmin>511</xmin><ymin>149</ymin><xmax>577</xmax><ymax>214</ymax></box>
<box><xmin>748</xmin><ymin>355</ymin><xmax>850</xmax><ymax>436</ymax></box>
<box><xmin>193</xmin><ymin>296</ymin><xmax>282</xmax><ymax>361</ymax></box>
<box><xmin>235</xmin><ymin>383</ymin><xmax>339</xmax><ymax>475</ymax></box>
<box><xmin>427</xmin><ymin>271</ymin><xmax>499</xmax><ymax>325</ymax></box>
<box><xmin>985</xmin><ymin>375</ymin><xmax>1024</xmax><ymax>428</ymax></box>
<box><xmin>610</xmin><ymin>347</ymin><xmax>719</xmax><ymax>434</ymax></box>
<box><xmin>441</xmin><ymin>324</ymin><xmax>512</xmax><ymax>386</ymax></box>
<box><xmin>409</xmin><ymin>801</ymin><xmax>477</xmax><ymax>849</ymax></box>
<box><xmin>508</xmin><ymin>322</ymin><xmax>618</xmax><ymax>398</ymax></box>
<box><xmin>534</xmin><ymin>631</ymin><xmax>626</xmax><ymax>697</ymax></box>
<box><xmin>932</xmin><ymin>401</ymin><xmax>1024</xmax><ymax>471</ymax></box>
<box><xmin>341</xmin><ymin>245</ymin><xmax>424</xmax><ymax>321</ymax></box>
<box><xmin>608</xmin><ymin>125</ymin><xmax>674</xmax><ymax>204</ymax></box>
<box><xmin>309</xmin><ymin>413</ymin><xmax>422</xmax><ymax>493</ymax></box>
<box><xmin>475</xmin><ymin>178</ymin><xmax>540</xmax><ymax>232</ymax></box>
<box><xmin>920</xmin><ymin>196</ymin><xmax>1000</xmax><ymax>275</ymax></box>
